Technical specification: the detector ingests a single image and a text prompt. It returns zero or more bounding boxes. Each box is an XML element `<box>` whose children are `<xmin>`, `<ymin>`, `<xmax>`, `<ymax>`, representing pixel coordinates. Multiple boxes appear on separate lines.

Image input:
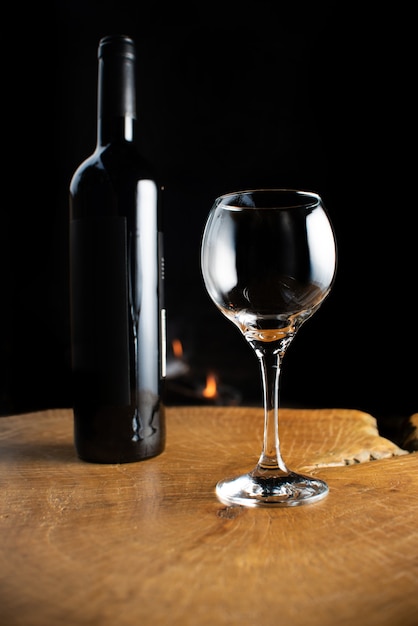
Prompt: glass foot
<box><xmin>216</xmin><ymin>470</ymin><xmax>329</xmax><ymax>507</ymax></box>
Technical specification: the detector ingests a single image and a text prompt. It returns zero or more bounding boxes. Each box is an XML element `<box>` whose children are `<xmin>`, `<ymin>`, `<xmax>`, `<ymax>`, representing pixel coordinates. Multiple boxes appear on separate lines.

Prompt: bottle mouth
<box><xmin>98</xmin><ymin>35</ymin><xmax>136</xmax><ymax>60</ymax></box>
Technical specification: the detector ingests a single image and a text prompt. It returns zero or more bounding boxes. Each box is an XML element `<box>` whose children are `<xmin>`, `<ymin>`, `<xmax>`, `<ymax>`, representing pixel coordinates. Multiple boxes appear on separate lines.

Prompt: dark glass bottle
<box><xmin>69</xmin><ymin>34</ymin><xmax>166</xmax><ymax>463</ymax></box>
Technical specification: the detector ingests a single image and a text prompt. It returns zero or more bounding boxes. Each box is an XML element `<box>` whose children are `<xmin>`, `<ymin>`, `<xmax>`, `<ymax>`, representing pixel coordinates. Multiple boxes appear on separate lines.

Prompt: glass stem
<box><xmin>254</xmin><ymin>348</ymin><xmax>289</xmax><ymax>475</ymax></box>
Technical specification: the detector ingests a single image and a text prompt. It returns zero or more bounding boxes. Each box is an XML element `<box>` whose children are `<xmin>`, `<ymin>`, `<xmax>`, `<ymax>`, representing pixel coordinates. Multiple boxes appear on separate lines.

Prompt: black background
<box><xmin>2</xmin><ymin>3</ymin><xmax>415</xmax><ymax>431</ymax></box>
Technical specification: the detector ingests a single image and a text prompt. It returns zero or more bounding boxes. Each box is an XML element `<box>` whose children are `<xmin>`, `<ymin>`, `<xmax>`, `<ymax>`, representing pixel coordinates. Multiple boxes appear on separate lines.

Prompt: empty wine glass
<box><xmin>201</xmin><ymin>189</ymin><xmax>337</xmax><ymax>507</ymax></box>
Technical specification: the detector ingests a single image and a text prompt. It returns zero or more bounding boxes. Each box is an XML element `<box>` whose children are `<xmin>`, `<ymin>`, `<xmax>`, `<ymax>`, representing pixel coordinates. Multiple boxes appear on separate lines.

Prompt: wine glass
<box><xmin>201</xmin><ymin>189</ymin><xmax>337</xmax><ymax>507</ymax></box>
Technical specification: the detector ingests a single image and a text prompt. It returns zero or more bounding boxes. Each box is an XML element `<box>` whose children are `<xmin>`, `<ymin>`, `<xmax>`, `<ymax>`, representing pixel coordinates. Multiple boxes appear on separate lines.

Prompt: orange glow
<box><xmin>202</xmin><ymin>372</ymin><xmax>218</xmax><ymax>399</ymax></box>
<box><xmin>172</xmin><ymin>338</ymin><xmax>183</xmax><ymax>359</ymax></box>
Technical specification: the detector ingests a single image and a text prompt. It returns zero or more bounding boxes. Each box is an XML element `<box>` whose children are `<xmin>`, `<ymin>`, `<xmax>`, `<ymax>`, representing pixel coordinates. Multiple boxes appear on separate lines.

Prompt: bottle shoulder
<box><xmin>70</xmin><ymin>142</ymin><xmax>156</xmax><ymax>192</ymax></box>
<box><xmin>70</xmin><ymin>151</ymin><xmax>101</xmax><ymax>189</ymax></box>
<box><xmin>69</xmin><ymin>142</ymin><xmax>161</xmax><ymax>221</ymax></box>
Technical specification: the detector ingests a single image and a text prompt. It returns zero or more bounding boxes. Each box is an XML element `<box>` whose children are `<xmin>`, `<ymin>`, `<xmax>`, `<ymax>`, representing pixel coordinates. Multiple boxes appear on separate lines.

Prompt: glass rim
<box><xmin>215</xmin><ymin>188</ymin><xmax>322</xmax><ymax>210</ymax></box>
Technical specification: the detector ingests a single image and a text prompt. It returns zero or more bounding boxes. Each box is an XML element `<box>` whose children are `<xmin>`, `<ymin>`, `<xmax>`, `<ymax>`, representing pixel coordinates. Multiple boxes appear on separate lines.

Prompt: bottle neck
<box><xmin>96</xmin><ymin>35</ymin><xmax>137</xmax><ymax>147</ymax></box>
<box><xmin>98</xmin><ymin>116</ymin><xmax>136</xmax><ymax>146</ymax></box>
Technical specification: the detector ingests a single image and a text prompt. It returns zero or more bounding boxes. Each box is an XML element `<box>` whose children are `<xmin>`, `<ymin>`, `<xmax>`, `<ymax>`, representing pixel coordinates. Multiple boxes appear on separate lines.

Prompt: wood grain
<box><xmin>0</xmin><ymin>407</ymin><xmax>417</xmax><ymax>626</ymax></box>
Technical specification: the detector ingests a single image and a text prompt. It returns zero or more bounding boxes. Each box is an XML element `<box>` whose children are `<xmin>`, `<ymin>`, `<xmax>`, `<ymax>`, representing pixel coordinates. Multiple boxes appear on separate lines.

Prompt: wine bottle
<box><xmin>69</xmin><ymin>34</ymin><xmax>166</xmax><ymax>463</ymax></box>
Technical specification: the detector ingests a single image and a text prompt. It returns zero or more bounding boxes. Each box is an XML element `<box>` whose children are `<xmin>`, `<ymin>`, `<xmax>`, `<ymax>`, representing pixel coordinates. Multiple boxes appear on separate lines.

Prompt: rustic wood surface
<box><xmin>0</xmin><ymin>407</ymin><xmax>417</xmax><ymax>626</ymax></box>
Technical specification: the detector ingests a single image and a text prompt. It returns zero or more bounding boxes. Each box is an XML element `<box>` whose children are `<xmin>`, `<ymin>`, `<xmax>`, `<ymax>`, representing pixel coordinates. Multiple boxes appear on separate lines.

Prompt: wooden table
<box><xmin>1</xmin><ymin>407</ymin><xmax>417</xmax><ymax>626</ymax></box>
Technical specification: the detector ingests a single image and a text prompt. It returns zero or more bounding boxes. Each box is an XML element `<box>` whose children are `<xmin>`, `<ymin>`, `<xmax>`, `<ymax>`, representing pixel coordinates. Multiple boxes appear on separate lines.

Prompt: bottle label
<box><xmin>70</xmin><ymin>216</ymin><xmax>131</xmax><ymax>405</ymax></box>
<box><xmin>160</xmin><ymin>306</ymin><xmax>167</xmax><ymax>379</ymax></box>
<box><xmin>158</xmin><ymin>230</ymin><xmax>166</xmax><ymax>379</ymax></box>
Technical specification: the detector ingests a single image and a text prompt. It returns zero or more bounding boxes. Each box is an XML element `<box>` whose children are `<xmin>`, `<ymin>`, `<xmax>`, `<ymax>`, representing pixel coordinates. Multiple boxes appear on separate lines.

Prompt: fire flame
<box><xmin>202</xmin><ymin>372</ymin><xmax>218</xmax><ymax>399</ymax></box>
<box><xmin>172</xmin><ymin>338</ymin><xmax>183</xmax><ymax>359</ymax></box>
